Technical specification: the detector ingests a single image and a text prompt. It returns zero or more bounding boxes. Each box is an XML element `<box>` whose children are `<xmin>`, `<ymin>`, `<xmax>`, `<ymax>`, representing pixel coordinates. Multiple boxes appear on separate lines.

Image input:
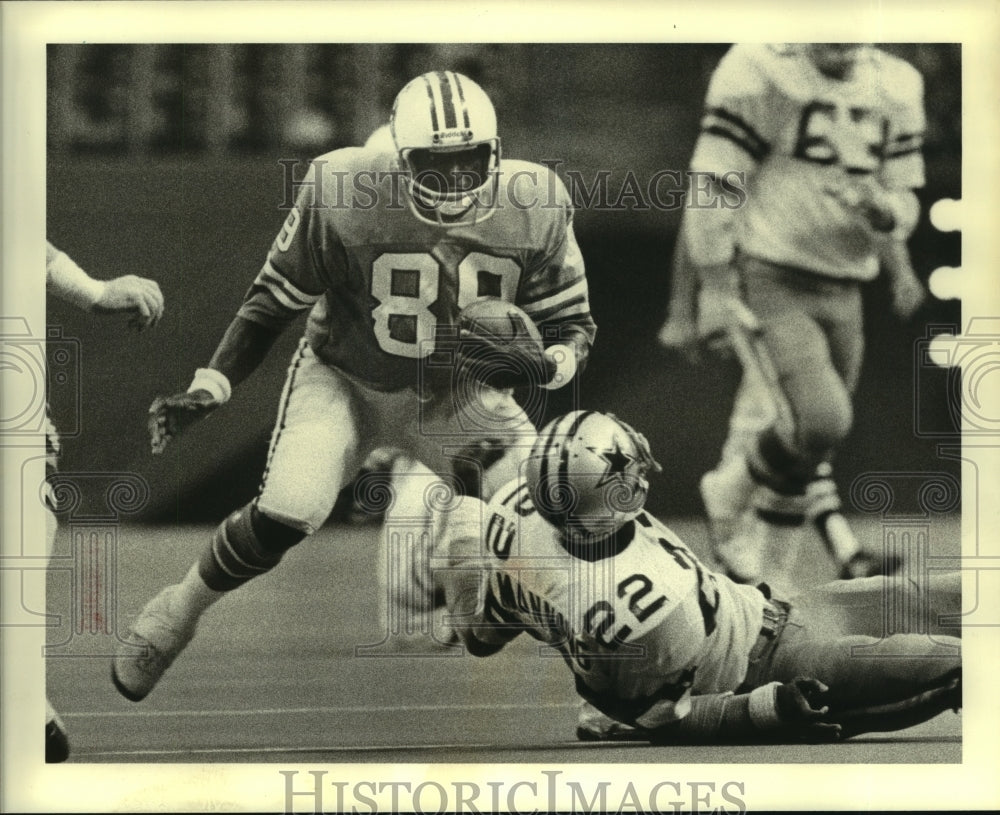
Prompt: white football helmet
<box><xmin>390</xmin><ymin>70</ymin><xmax>501</xmax><ymax>225</ymax></box>
<box><xmin>526</xmin><ymin>411</ymin><xmax>663</xmax><ymax>538</ymax></box>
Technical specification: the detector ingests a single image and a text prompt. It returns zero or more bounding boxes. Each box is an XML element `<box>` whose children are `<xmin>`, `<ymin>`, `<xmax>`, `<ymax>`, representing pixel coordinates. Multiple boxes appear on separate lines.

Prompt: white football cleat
<box><xmin>112</xmin><ymin>584</ymin><xmax>198</xmax><ymax>702</ymax></box>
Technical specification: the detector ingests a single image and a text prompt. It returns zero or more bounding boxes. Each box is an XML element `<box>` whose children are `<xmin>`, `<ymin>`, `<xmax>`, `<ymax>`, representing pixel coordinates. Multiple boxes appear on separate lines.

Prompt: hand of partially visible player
<box><xmin>696</xmin><ymin>287</ymin><xmax>761</xmax><ymax>353</ymax></box>
<box><xmin>890</xmin><ymin>271</ymin><xmax>926</xmax><ymax>320</ymax></box>
<box><xmin>148</xmin><ymin>389</ymin><xmax>220</xmax><ymax>455</ymax></box>
<box><xmin>771</xmin><ymin>677</ymin><xmax>842</xmax><ymax>742</ymax></box>
<box><xmin>823</xmin><ymin>175</ymin><xmax>897</xmax><ymax>233</ymax></box>
<box><xmin>92</xmin><ymin>275</ymin><xmax>165</xmax><ymax>330</ymax></box>
<box><xmin>657</xmin><ymin>315</ymin><xmax>700</xmax><ymax>364</ymax></box>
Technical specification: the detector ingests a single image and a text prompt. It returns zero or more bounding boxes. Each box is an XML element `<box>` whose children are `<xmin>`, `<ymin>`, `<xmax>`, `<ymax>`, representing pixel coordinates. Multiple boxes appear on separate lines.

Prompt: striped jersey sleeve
<box><xmin>685</xmin><ymin>46</ymin><xmax>775</xmax><ymax>270</ymax></box>
<box><xmin>516</xmin><ymin>178</ymin><xmax>597</xmax><ymax>365</ymax></box>
<box><xmin>879</xmin><ymin>56</ymin><xmax>926</xmax><ymax>191</ymax></box>
<box><xmin>236</xmin><ymin>160</ymin><xmax>329</xmax><ymax>330</ymax></box>
<box><xmin>690</xmin><ymin>46</ymin><xmax>776</xmax><ymax>177</ymax></box>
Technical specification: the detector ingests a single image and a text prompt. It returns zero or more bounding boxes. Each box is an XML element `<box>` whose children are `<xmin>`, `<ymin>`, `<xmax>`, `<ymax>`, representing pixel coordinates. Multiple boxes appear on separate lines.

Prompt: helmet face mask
<box><xmin>390</xmin><ymin>70</ymin><xmax>501</xmax><ymax>226</ymax></box>
<box><xmin>527</xmin><ymin>412</ymin><xmax>664</xmax><ymax>543</ymax></box>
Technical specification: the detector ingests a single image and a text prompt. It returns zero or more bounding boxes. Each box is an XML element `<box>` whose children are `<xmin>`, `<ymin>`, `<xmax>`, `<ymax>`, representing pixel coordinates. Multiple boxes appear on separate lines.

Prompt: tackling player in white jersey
<box><xmin>112</xmin><ymin>71</ymin><xmax>597</xmax><ymax>701</ymax></box>
<box><xmin>443</xmin><ymin>411</ymin><xmax>961</xmax><ymax>743</ymax></box>
<box><xmin>661</xmin><ymin>44</ymin><xmax>928</xmax><ymax>585</ymax></box>
<box><xmin>45</xmin><ymin>241</ymin><xmax>164</xmax><ymax>760</ymax></box>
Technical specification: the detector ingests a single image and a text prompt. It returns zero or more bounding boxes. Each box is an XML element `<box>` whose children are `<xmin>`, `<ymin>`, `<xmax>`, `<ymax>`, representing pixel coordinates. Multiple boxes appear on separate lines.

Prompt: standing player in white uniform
<box><xmin>444</xmin><ymin>411</ymin><xmax>961</xmax><ymax>743</ymax></box>
<box><xmin>45</xmin><ymin>241</ymin><xmax>164</xmax><ymax>760</ymax></box>
<box><xmin>664</xmin><ymin>44</ymin><xmax>928</xmax><ymax>584</ymax></box>
<box><xmin>112</xmin><ymin>71</ymin><xmax>596</xmax><ymax>701</ymax></box>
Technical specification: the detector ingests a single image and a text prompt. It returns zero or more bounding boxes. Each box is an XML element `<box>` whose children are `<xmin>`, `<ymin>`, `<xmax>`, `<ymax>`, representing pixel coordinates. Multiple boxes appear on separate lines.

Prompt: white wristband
<box><xmin>187</xmin><ymin>368</ymin><xmax>232</xmax><ymax>405</ymax></box>
<box><xmin>541</xmin><ymin>344</ymin><xmax>578</xmax><ymax>391</ymax></box>
<box><xmin>747</xmin><ymin>682</ymin><xmax>783</xmax><ymax>730</ymax></box>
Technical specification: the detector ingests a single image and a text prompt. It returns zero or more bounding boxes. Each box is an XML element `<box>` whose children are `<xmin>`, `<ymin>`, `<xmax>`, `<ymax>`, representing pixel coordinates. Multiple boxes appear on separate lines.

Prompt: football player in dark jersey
<box><xmin>113</xmin><ymin>71</ymin><xmax>596</xmax><ymax>702</ymax></box>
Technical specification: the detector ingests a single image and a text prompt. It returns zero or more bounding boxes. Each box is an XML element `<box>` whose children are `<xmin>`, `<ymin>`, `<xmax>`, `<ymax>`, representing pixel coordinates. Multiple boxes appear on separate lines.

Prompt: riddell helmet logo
<box><xmin>432</xmin><ymin>129</ymin><xmax>474</xmax><ymax>144</ymax></box>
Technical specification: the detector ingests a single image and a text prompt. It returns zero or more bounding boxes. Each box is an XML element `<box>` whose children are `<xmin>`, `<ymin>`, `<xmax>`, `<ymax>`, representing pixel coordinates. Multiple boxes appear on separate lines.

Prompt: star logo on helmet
<box><xmin>587</xmin><ymin>440</ymin><xmax>634</xmax><ymax>487</ymax></box>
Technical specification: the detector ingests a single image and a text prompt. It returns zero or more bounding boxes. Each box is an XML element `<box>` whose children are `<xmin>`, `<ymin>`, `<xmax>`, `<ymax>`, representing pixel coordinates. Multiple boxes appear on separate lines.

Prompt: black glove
<box><xmin>770</xmin><ymin>676</ymin><xmax>843</xmax><ymax>743</ymax></box>
<box><xmin>148</xmin><ymin>389</ymin><xmax>221</xmax><ymax>454</ymax></box>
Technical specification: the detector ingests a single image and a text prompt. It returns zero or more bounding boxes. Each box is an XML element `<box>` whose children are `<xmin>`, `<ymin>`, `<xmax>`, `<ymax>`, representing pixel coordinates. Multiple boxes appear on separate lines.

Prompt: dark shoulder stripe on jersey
<box><xmin>498</xmin><ymin>479</ymin><xmax>522</xmax><ymax>507</ymax></box>
<box><xmin>436</xmin><ymin>70</ymin><xmax>458</xmax><ymax>130</ymax></box>
<box><xmin>452</xmin><ymin>72</ymin><xmax>471</xmax><ymax>129</ymax></box>
<box><xmin>703</xmin><ymin>106</ymin><xmax>771</xmax><ymax>158</ymax></box>
<box><xmin>885</xmin><ymin>145</ymin><xmax>923</xmax><ymax>160</ymax></box>
<box><xmin>560</xmin><ymin>519</ymin><xmax>636</xmax><ymax>563</ymax></box>
<box><xmin>702</xmin><ymin>124</ymin><xmax>768</xmax><ymax>162</ymax></box>
<box><xmin>422</xmin><ymin>75</ymin><xmax>440</xmax><ymax>132</ymax></box>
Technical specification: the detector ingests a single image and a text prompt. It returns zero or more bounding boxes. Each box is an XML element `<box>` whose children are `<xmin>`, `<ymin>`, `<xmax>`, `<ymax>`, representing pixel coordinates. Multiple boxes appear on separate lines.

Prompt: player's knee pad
<box><xmin>748</xmin><ymin>427</ymin><xmax>813</xmax><ymax>494</ymax></box>
<box><xmin>199</xmin><ymin>502</ymin><xmax>308</xmax><ymax>591</ymax></box>
<box><xmin>750</xmin><ymin>484</ymin><xmax>811</xmax><ymax>526</ymax></box>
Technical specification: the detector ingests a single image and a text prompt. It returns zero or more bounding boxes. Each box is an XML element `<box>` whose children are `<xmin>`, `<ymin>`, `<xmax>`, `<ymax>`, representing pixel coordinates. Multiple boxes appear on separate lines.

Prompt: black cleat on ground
<box><xmin>839</xmin><ymin>551</ymin><xmax>903</xmax><ymax>580</ymax></box>
<box><xmin>45</xmin><ymin>717</ymin><xmax>70</xmax><ymax>763</ymax></box>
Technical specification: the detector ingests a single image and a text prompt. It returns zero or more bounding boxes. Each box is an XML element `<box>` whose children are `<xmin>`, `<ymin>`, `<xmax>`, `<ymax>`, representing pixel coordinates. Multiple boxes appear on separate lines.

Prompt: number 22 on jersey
<box><xmin>370</xmin><ymin>252</ymin><xmax>522</xmax><ymax>358</ymax></box>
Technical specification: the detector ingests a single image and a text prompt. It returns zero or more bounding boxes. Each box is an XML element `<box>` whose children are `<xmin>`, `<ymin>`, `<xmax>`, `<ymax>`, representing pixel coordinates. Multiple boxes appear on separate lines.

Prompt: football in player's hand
<box><xmin>455</xmin><ymin>298</ymin><xmax>555</xmax><ymax>388</ymax></box>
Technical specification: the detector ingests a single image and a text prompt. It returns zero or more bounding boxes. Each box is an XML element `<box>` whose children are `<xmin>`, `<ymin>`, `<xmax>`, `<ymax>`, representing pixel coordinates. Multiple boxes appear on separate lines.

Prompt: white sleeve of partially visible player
<box><xmin>46</xmin><ymin>241</ymin><xmax>107</xmax><ymax>310</ymax></box>
<box><xmin>878</xmin><ymin>56</ymin><xmax>926</xmax><ymax>240</ymax></box>
<box><xmin>684</xmin><ymin>47</ymin><xmax>772</xmax><ymax>271</ymax></box>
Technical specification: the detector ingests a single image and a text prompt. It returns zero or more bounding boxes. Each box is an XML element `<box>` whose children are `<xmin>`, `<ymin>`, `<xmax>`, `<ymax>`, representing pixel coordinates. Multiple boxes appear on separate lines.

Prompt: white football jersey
<box><xmin>687</xmin><ymin>44</ymin><xmax>925</xmax><ymax>281</ymax></box>
<box><xmin>478</xmin><ymin>478</ymin><xmax>768</xmax><ymax>724</ymax></box>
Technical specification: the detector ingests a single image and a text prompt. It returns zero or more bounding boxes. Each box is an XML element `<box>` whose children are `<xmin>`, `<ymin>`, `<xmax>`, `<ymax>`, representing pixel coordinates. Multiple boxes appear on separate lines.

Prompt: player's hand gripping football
<box><xmin>92</xmin><ymin>275</ymin><xmax>165</xmax><ymax>330</ymax></box>
<box><xmin>771</xmin><ymin>677</ymin><xmax>842</xmax><ymax>743</ymax></box>
<box><xmin>148</xmin><ymin>389</ymin><xmax>221</xmax><ymax>455</ymax></box>
<box><xmin>455</xmin><ymin>298</ymin><xmax>558</xmax><ymax>389</ymax></box>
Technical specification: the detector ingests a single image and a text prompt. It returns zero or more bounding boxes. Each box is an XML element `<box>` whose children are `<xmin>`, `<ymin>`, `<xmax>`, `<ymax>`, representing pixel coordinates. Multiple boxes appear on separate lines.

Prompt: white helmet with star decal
<box><xmin>526</xmin><ymin>411</ymin><xmax>662</xmax><ymax>537</ymax></box>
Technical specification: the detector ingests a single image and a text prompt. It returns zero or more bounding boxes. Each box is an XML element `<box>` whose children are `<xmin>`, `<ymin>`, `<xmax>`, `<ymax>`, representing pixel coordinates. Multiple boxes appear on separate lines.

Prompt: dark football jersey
<box><xmin>237</xmin><ymin>148</ymin><xmax>596</xmax><ymax>390</ymax></box>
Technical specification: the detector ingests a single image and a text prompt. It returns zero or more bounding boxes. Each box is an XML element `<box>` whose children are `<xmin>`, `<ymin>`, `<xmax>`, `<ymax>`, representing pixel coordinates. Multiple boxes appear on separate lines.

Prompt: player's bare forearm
<box><xmin>206</xmin><ymin>315</ymin><xmax>285</xmax><ymax>389</ymax></box>
<box><xmin>648</xmin><ymin>679</ymin><xmax>840</xmax><ymax>744</ymax></box>
<box><xmin>148</xmin><ymin>316</ymin><xmax>284</xmax><ymax>455</ymax></box>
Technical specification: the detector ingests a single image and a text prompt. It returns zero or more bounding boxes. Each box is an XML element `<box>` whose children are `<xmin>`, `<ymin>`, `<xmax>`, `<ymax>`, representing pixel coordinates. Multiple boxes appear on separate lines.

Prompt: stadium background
<box><xmin>45</xmin><ymin>43</ymin><xmax>962</xmax><ymax>522</ymax></box>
